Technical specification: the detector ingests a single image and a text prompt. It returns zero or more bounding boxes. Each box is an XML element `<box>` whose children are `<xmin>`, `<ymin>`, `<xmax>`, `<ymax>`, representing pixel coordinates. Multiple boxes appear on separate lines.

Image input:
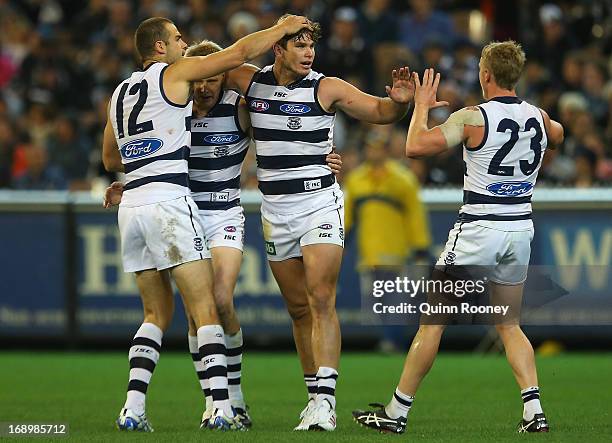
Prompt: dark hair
<box><xmin>185</xmin><ymin>40</ymin><xmax>223</xmax><ymax>57</ymax></box>
<box><xmin>276</xmin><ymin>14</ymin><xmax>322</xmax><ymax>49</ymax></box>
<box><xmin>134</xmin><ymin>17</ymin><xmax>173</xmax><ymax>62</ymax></box>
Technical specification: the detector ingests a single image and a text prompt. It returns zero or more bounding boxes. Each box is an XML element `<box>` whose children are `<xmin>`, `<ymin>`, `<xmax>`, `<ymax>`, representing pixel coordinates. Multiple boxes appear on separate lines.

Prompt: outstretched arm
<box><xmin>318</xmin><ymin>67</ymin><xmax>414</xmax><ymax>124</ymax></box>
<box><xmin>405</xmin><ymin>68</ymin><xmax>454</xmax><ymax>158</ymax></box>
<box><xmin>166</xmin><ymin>16</ymin><xmax>311</xmax><ymax>83</ymax></box>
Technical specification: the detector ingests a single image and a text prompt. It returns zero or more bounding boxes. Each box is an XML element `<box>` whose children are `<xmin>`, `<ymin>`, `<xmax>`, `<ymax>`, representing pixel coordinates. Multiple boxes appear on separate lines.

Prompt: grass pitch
<box><xmin>1</xmin><ymin>351</ymin><xmax>610</xmax><ymax>442</ymax></box>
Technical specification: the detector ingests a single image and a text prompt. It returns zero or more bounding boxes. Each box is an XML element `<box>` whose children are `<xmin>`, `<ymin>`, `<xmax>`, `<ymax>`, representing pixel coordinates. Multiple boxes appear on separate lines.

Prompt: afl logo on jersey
<box><xmin>204</xmin><ymin>134</ymin><xmax>240</xmax><ymax>145</ymax></box>
<box><xmin>486</xmin><ymin>181</ymin><xmax>533</xmax><ymax>196</ymax></box>
<box><xmin>224</xmin><ymin>226</ymin><xmax>237</xmax><ymax>233</ymax></box>
<box><xmin>250</xmin><ymin>99</ymin><xmax>270</xmax><ymax>112</ymax></box>
<box><xmin>280</xmin><ymin>103</ymin><xmax>311</xmax><ymax>115</ymax></box>
<box><xmin>120</xmin><ymin>138</ymin><xmax>163</xmax><ymax>160</ymax></box>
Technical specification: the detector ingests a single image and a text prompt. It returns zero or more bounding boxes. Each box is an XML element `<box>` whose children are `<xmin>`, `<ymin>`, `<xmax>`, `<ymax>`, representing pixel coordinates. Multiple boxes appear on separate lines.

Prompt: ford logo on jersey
<box><xmin>250</xmin><ymin>99</ymin><xmax>270</xmax><ymax>112</ymax></box>
<box><xmin>204</xmin><ymin>134</ymin><xmax>240</xmax><ymax>145</ymax></box>
<box><xmin>120</xmin><ymin>138</ymin><xmax>163</xmax><ymax>160</ymax></box>
<box><xmin>280</xmin><ymin>103</ymin><xmax>311</xmax><ymax>115</ymax></box>
<box><xmin>486</xmin><ymin>181</ymin><xmax>533</xmax><ymax>196</ymax></box>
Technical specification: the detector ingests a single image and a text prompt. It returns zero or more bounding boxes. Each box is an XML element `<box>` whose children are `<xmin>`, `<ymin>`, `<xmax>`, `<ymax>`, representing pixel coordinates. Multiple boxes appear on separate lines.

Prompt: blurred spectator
<box><xmin>397</xmin><ymin>0</ymin><xmax>456</xmax><ymax>54</ymax></box>
<box><xmin>527</xmin><ymin>3</ymin><xmax>577</xmax><ymax>85</ymax></box>
<box><xmin>46</xmin><ymin>115</ymin><xmax>91</xmax><ymax>186</ymax></box>
<box><xmin>316</xmin><ymin>7</ymin><xmax>373</xmax><ymax>91</ymax></box>
<box><xmin>11</xmin><ymin>142</ymin><xmax>66</xmax><ymax>190</ymax></box>
<box><xmin>357</xmin><ymin>0</ymin><xmax>398</xmax><ymax>47</ymax></box>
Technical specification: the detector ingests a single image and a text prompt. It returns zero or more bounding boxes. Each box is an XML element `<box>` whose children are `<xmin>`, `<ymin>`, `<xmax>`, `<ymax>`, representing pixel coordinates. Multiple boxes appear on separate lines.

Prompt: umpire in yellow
<box><xmin>344</xmin><ymin>131</ymin><xmax>432</xmax><ymax>350</ymax></box>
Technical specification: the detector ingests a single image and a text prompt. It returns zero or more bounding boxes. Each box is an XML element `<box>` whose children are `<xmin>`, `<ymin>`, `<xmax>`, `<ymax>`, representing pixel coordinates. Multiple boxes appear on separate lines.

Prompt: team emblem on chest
<box><xmin>287</xmin><ymin>117</ymin><xmax>302</xmax><ymax>130</ymax></box>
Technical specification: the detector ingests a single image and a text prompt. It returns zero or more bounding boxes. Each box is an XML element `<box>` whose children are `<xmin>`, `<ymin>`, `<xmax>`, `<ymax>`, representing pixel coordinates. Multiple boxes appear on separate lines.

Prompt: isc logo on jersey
<box><xmin>203</xmin><ymin>134</ymin><xmax>240</xmax><ymax>145</ymax></box>
<box><xmin>486</xmin><ymin>181</ymin><xmax>533</xmax><ymax>196</ymax></box>
<box><xmin>120</xmin><ymin>138</ymin><xmax>163</xmax><ymax>160</ymax></box>
<box><xmin>250</xmin><ymin>100</ymin><xmax>270</xmax><ymax>112</ymax></box>
<box><xmin>280</xmin><ymin>104</ymin><xmax>311</xmax><ymax>115</ymax></box>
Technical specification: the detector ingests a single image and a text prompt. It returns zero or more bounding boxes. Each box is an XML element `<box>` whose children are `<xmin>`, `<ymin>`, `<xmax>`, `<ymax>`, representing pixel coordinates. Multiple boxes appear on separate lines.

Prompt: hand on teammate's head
<box><xmin>277</xmin><ymin>14</ymin><xmax>312</xmax><ymax>35</ymax></box>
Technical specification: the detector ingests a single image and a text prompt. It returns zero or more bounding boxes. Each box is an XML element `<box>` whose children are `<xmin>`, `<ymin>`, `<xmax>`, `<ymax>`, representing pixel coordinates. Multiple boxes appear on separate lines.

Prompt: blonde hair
<box><xmin>480</xmin><ymin>40</ymin><xmax>526</xmax><ymax>90</ymax></box>
<box><xmin>185</xmin><ymin>40</ymin><xmax>223</xmax><ymax>57</ymax></box>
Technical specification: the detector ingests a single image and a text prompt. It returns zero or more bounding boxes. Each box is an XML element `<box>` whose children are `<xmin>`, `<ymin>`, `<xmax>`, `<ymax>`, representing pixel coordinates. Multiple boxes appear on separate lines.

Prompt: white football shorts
<box><xmin>199</xmin><ymin>205</ymin><xmax>245</xmax><ymax>251</ymax></box>
<box><xmin>261</xmin><ymin>200</ymin><xmax>345</xmax><ymax>262</ymax></box>
<box><xmin>118</xmin><ymin>196</ymin><xmax>211</xmax><ymax>273</ymax></box>
<box><xmin>436</xmin><ymin>220</ymin><xmax>534</xmax><ymax>285</ymax></box>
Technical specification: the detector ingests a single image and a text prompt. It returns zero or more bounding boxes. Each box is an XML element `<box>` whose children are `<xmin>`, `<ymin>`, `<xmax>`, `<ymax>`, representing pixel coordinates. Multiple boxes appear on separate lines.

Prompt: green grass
<box><xmin>0</xmin><ymin>352</ymin><xmax>610</xmax><ymax>442</ymax></box>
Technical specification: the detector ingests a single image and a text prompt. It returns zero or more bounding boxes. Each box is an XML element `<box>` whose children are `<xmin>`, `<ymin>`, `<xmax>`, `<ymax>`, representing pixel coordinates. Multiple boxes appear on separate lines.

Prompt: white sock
<box><xmin>521</xmin><ymin>386</ymin><xmax>543</xmax><ymax>420</ymax></box>
<box><xmin>304</xmin><ymin>373</ymin><xmax>318</xmax><ymax>401</ymax></box>
<box><xmin>197</xmin><ymin>325</ymin><xmax>232</xmax><ymax>417</ymax></box>
<box><xmin>385</xmin><ymin>388</ymin><xmax>414</xmax><ymax>419</ymax></box>
<box><xmin>188</xmin><ymin>334</ymin><xmax>212</xmax><ymax>410</ymax></box>
<box><xmin>316</xmin><ymin>366</ymin><xmax>338</xmax><ymax>409</ymax></box>
<box><xmin>226</xmin><ymin>329</ymin><xmax>245</xmax><ymax>408</ymax></box>
<box><xmin>124</xmin><ymin>323</ymin><xmax>162</xmax><ymax>416</ymax></box>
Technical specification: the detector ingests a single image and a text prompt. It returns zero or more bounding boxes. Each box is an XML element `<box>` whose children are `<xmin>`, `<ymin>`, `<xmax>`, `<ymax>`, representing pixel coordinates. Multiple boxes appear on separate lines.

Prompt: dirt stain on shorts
<box><xmin>166</xmin><ymin>244</ymin><xmax>183</xmax><ymax>263</ymax></box>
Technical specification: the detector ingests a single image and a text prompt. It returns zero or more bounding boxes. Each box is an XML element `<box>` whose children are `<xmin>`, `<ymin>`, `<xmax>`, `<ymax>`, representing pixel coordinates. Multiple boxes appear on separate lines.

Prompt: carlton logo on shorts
<box><xmin>193</xmin><ymin>237</ymin><xmax>204</xmax><ymax>252</ymax></box>
<box><xmin>265</xmin><ymin>241</ymin><xmax>277</xmax><ymax>255</ymax></box>
<box><xmin>250</xmin><ymin>99</ymin><xmax>270</xmax><ymax>112</ymax></box>
<box><xmin>287</xmin><ymin>117</ymin><xmax>302</xmax><ymax>130</ymax></box>
<box><xmin>120</xmin><ymin>138</ymin><xmax>163</xmax><ymax>160</ymax></box>
<box><xmin>304</xmin><ymin>178</ymin><xmax>322</xmax><ymax>191</ymax></box>
<box><xmin>280</xmin><ymin>103</ymin><xmax>311</xmax><ymax>115</ymax></box>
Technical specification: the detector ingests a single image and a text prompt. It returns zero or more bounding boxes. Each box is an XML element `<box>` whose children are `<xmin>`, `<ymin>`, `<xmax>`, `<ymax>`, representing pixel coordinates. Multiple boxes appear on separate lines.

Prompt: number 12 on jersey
<box><xmin>115</xmin><ymin>80</ymin><xmax>154</xmax><ymax>138</ymax></box>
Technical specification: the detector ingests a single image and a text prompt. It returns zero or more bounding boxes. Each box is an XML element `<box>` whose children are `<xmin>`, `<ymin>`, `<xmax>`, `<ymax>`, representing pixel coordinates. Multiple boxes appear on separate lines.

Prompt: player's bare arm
<box><xmin>317</xmin><ymin>67</ymin><xmax>413</xmax><ymax>123</ymax></box>
<box><xmin>226</xmin><ymin>63</ymin><xmax>260</xmax><ymax>95</ymax></box>
<box><xmin>102</xmin><ymin>105</ymin><xmax>124</xmax><ymax>173</ymax></box>
<box><xmin>165</xmin><ymin>16</ymin><xmax>310</xmax><ymax>99</ymax></box>
<box><xmin>237</xmin><ymin>97</ymin><xmax>251</xmax><ymax>132</ymax></box>
<box><xmin>539</xmin><ymin>108</ymin><xmax>564</xmax><ymax>148</ymax></box>
<box><xmin>404</xmin><ymin>68</ymin><xmax>455</xmax><ymax>158</ymax></box>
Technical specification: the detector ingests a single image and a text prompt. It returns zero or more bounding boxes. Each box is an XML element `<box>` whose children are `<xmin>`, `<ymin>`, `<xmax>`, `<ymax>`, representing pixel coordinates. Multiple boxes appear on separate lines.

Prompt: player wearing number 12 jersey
<box><xmin>102</xmin><ymin>15</ymin><xmax>313</xmax><ymax>432</ymax></box>
<box><xmin>353</xmin><ymin>41</ymin><xmax>564</xmax><ymax>435</ymax></box>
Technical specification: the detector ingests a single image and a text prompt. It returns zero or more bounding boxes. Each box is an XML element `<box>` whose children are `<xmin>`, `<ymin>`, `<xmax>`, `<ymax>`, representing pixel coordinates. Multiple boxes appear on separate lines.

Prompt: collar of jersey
<box><xmin>488</xmin><ymin>96</ymin><xmax>522</xmax><ymax>104</ymax></box>
<box><xmin>270</xmin><ymin>70</ymin><xmax>309</xmax><ymax>90</ymax></box>
<box><xmin>141</xmin><ymin>61</ymin><xmax>160</xmax><ymax>71</ymax></box>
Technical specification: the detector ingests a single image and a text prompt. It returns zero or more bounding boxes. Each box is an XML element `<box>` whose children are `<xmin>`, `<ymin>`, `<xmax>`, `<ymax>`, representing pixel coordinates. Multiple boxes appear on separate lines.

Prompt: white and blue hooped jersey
<box><xmin>460</xmin><ymin>96</ymin><xmax>548</xmax><ymax>222</ymax></box>
<box><xmin>109</xmin><ymin>62</ymin><xmax>192</xmax><ymax>207</ymax></box>
<box><xmin>188</xmin><ymin>90</ymin><xmax>249</xmax><ymax>211</ymax></box>
<box><xmin>245</xmin><ymin>65</ymin><xmax>340</xmax><ymax>213</ymax></box>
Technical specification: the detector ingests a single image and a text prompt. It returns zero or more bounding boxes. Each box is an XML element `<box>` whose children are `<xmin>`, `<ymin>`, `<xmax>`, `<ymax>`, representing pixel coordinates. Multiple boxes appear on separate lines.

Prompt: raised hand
<box><xmin>413</xmin><ymin>68</ymin><xmax>449</xmax><ymax>109</ymax></box>
<box><xmin>386</xmin><ymin>67</ymin><xmax>414</xmax><ymax>104</ymax></box>
<box><xmin>277</xmin><ymin>14</ymin><xmax>312</xmax><ymax>36</ymax></box>
<box><xmin>103</xmin><ymin>181</ymin><xmax>124</xmax><ymax>208</ymax></box>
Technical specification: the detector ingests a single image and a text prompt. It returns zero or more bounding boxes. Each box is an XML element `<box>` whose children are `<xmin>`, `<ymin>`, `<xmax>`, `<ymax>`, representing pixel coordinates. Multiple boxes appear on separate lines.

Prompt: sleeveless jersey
<box><xmin>245</xmin><ymin>65</ymin><xmax>340</xmax><ymax>213</ymax></box>
<box><xmin>460</xmin><ymin>96</ymin><xmax>548</xmax><ymax>222</ymax></box>
<box><xmin>188</xmin><ymin>90</ymin><xmax>249</xmax><ymax>211</ymax></box>
<box><xmin>109</xmin><ymin>62</ymin><xmax>192</xmax><ymax>207</ymax></box>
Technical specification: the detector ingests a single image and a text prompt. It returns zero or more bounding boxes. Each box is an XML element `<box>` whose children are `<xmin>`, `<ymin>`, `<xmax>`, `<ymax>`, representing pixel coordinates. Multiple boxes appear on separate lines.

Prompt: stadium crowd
<box><xmin>0</xmin><ymin>0</ymin><xmax>610</xmax><ymax>190</ymax></box>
